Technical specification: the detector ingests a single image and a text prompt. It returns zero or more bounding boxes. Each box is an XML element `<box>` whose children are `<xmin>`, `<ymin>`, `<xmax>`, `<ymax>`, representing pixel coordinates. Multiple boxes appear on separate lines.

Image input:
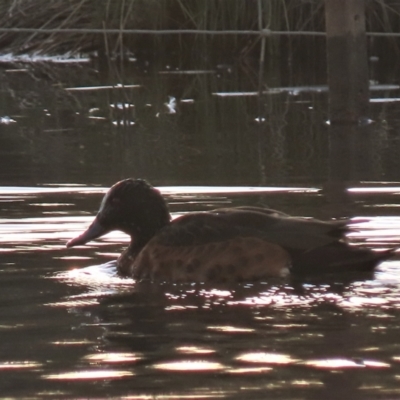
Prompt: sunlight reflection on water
<box><xmin>47</xmin><ymin>259</ymin><xmax>400</xmax><ymax>313</ymax></box>
<box><xmin>43</xmin><ymin>369</ymin><xmax>134</xmax><ymax>380</ymax></box>
<box><xmin>153</xmin><ymin>360</ymin><xmax>225</xmax><ymax>371</ymax></box>
<box><xmin>3</xmin><ymin>183</ymin><xmax>400</xmax><ymax>397</ymax></box>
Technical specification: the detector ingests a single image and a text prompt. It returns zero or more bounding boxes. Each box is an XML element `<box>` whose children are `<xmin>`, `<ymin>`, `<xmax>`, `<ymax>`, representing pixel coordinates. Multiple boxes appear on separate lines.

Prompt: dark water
<box><xmin>2</xmin><ymin>54</ymin><xmax>400</xmax><ymax>399</ymax></box>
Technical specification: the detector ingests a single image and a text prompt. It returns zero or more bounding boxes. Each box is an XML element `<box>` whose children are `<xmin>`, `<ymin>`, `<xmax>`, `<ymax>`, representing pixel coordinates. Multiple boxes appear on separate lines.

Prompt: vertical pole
<box><xmin>257</xmin><ymin>0</ymin><xmax>266</xmax><ymax>94</ymax></box>
<box><xmin>325</xmin><ymin>0</ymin><xmax>369</xmax><ymax>124</ymax></box>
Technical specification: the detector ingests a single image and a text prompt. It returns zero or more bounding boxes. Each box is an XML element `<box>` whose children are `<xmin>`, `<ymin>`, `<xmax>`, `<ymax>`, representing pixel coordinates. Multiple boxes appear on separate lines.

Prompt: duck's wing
<box><xmin>214</xmin><ymin>206</ymin><xmax>291</xmax><ymax>218</ymax></box>
<box><xmin>157</xmin><ymin>212</ymin><xmax>275</xmax><ymax>246</ymax></box>
<box><xmin>208</xmin><ymin>208</ymin><xmax>394</xmax><ymax>273</ymax></box>
<box><xmin>209</xmin><ymin>207</ymin><xmax>348</xmax><ymax>252</ymax></box>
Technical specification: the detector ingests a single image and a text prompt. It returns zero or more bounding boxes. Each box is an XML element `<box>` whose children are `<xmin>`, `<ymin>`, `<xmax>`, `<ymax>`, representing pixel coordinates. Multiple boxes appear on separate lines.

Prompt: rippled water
<box><xmin>2</xmin><ymin>185</ymin><xmax>400</xmax><ymax>399</ymax></box>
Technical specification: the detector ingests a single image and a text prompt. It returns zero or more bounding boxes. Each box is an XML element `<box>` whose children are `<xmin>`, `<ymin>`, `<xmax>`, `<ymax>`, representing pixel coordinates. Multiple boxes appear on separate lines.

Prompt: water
<box><xmin>2</xmin><ymin>52</ymin><xmax>400</xmax><ymax>398</ymax></box>
<box><xmin>1</xmin><ymin>184</ymin><xmax>400</xmax><ymax>399</ymax></box>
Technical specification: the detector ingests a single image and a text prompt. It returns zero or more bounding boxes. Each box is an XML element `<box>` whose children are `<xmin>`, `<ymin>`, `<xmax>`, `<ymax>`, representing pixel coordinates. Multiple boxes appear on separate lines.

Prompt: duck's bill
<box><xmin>66</xmin><ymin>218</ymin><xmax>109</xmax><ymax>248</ymax></box>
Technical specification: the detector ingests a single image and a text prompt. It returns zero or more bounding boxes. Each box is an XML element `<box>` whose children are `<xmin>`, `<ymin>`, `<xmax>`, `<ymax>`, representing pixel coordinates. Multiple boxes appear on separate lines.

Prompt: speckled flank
<box><xmin>131</xmin><ymin>236</ymin><xmax>291</xmax><ymax>283</ymax></box>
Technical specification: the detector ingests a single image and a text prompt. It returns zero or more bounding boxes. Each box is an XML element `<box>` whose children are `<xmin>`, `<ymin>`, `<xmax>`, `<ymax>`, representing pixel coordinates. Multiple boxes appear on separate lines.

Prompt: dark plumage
<box><xmin>66</xmin><ymin>179</ymin><xmax>395</xmax><ymax>282</ymax></box>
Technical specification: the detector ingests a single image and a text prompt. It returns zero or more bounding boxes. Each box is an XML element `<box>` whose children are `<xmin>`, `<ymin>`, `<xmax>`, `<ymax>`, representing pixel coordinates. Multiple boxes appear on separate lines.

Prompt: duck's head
<box><xmin>67</xmin><ymin>179</ymin><xmax>171</xmax><ymax>248</ymax></box>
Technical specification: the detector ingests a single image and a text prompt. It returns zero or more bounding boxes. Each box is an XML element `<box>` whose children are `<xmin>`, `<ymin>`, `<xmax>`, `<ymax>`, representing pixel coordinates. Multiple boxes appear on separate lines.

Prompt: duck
<box><xmin>66</xmin><ymin>178</ymin><xmax>395</xmax><ymax>283</ymax></box>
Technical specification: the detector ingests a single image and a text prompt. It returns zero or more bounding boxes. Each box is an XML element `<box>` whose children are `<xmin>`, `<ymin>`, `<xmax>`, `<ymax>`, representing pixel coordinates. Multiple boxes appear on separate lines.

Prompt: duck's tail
<box><xmin>291</xmin><ymin>244</ymin><xmax>396</xmax><ymax>275</ymax></box>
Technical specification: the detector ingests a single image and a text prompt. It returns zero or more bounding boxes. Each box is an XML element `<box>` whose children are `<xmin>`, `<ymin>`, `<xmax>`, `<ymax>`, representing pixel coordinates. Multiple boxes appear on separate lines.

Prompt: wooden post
<box><xmin>325</xmin><ymin>0</ymin><xmax>369</xmax><ymax>123</ymax></box>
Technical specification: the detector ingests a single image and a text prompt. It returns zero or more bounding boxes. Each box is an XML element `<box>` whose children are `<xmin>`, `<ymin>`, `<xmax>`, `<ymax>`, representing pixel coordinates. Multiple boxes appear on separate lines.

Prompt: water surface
<box><xmin>2</xmin><ymin>184</ymin><xmax>400</xmax><ymax>399</ymax></box>
<box><xmin>2</xmin><ymin>46</ymin><xmax>400</xmax><ymax>398</ymax></box>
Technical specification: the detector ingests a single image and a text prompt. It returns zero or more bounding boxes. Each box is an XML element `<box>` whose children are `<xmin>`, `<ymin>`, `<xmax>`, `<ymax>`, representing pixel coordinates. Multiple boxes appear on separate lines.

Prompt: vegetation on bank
<box><xmin>0</xmin><ymin>0</ymin><xmax>399</xmax><ymax>57</ymax></box>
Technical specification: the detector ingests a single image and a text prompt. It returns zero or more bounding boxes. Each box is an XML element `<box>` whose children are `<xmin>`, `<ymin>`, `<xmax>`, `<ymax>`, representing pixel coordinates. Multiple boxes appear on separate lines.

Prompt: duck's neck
<box><xmin>117</xmin><ymin>211</ymin><xmax>170</xmax><ymax>276</ymax></box>
<box><xmin>131</xmin><ymin>219</ymin><xmax>168</xmax><ymax>249</ymax></box>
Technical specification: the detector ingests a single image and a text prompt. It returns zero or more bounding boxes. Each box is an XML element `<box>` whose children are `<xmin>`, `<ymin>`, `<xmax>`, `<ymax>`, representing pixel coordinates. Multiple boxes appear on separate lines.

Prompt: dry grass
<box><xmin>0</xmin><ymin>0</ymin><xmax>398</xmax><ymax>56</ymax></box>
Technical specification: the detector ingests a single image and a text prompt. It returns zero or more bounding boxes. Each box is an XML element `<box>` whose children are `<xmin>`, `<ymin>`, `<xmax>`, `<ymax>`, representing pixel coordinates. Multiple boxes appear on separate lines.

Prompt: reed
<box><xmin>0</xmin><ymin>1</ymin><xmax>398</xmax><ymax>56</ymax></box>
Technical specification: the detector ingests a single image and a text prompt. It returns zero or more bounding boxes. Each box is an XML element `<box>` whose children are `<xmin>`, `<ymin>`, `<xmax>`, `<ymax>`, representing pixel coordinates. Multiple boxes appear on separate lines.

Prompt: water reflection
<box><xmin>2</xmin><ymin>184</ymin><xmax>400</xmax><ymax>398</ymax></box>
<box><xmin>0</xmin><ymin>361</ymin><xmax>42</xmax><ymax>369</ymax></box>
<box><xmin>176</xmin><ymin>346</ymin><xmax>215</xmax><ymax>355</ymax></box>
<box><xmin>236</xmin><ymin>353</ymin><xmax>295</xmax><ymax>364</ymax></box>
<box><xmin>44</xmin><ymin>369</ymin><xmax>134</xmax><ymax>380</ymax></box>
<box><xmin>302</xmin><ymin>358</ymin><xmax>390</xmax><ymax>369</ymax></box>
<box><xmin>153</xmin><ymin>361</ymin><xmax>225</xmax><ymax>372</ymax></box>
